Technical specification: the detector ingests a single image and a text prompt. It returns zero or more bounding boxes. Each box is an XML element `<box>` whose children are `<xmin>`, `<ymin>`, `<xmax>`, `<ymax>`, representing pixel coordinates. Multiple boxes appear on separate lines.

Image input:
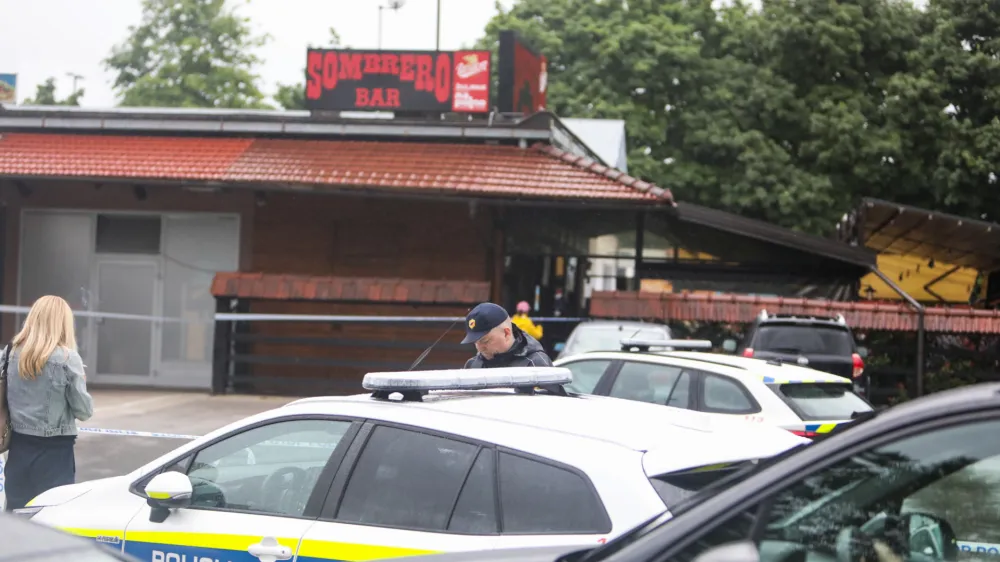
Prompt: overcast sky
<box><xmin>0</xmin><ymin>0</ymin><xmax>513</xmax><ymax>108</ymax></box>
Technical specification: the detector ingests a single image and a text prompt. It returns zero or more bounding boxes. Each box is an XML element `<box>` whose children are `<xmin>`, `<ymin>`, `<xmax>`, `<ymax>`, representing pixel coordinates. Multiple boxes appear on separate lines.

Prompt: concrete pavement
<box><xmin>75</xmin><ymin>389</ymin><xmax>300</xmax><ymax>481</ymax></box>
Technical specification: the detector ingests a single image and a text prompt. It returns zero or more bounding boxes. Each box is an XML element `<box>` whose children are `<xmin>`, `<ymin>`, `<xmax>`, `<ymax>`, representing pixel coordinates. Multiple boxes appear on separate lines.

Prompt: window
<box><xmin>565</xmin><ymin>325</ymin><xmax>671</xmax><ymax>355</ymax></box>
<box><xmin>753</xmin><ymin>324</ymin><xmax>854</xmax><ymax>356</ymax></box>
<box><xmin>609</xmin><ymin>362</ymin><xmax>690</xmax><ymax>408</ymax></box>
<box><xmin>498</xmin><ymin>451</ymin><xmax>609</xmax><ymax>534</ymax></box>
<box><xmin>669</xmin><ymin>418</ymin><xmax>1000</xmax><ymax>562</ymax></box>
<box><xmin>562</xmin><ymin>360</ymin><xmax>612</xmax><ymax>394</ymax></box>
<box><xmin>95</xmin><ymin>214</ymin><xmax>161</xmax><ymax>254</ymax></box>
<box><xmin>448</xmin><ymin>448</ymin><xmax>498</xmax><ymax>534</ymax></box>
<box><xmin>701</xmin><ymin>374</ymin><xmax>756</xmax><ymax>413</ymax></box>
<box><xmin>337</xmin><ymin>426</ymin><xmax>479</xmax><ymax>531</ymax></box>
<box><xmin>186</xmin><ymin>419</ymin><xmax>351</xmax><ymax>517</ymax></box>
<box><xmin>770</xmin><ymin>383</ymin><xmax>872</xmax><ymax>421</ymax></box>
<box><xmin>758</xmin><ymin>420</ymin><xmax>1000</xmax><ymax>559</ymax></box>
<box><xmin>649</xmin><ymin>463</ymin><xmax>751</xmax><ymax>508</ymax></box>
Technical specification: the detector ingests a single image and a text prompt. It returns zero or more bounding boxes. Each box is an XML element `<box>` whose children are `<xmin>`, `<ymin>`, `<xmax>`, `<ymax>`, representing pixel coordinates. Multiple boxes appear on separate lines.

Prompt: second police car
<box><xmin>554</xmin><ymin>338</ymin><xmax>875</xmax><ymax>438</ymax></box>
<box><xmin>17</xmin><ymin>367</ymin><xmax>808</xmax><ymax>562</ymax></box>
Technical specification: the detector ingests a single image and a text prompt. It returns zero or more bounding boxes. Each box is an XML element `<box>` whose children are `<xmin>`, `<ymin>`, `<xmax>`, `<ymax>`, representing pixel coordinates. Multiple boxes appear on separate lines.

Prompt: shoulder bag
<box><xmin>0</xmin><ymin>343</ymin><xmax>12</xmax><ymax>453</ymax></box>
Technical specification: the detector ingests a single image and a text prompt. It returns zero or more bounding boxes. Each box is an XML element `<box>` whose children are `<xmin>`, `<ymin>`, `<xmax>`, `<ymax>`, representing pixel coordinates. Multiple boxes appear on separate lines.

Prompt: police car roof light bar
<box><xmin>620</xmin><ymin>338</ymin><xmax>714</xmax><ymax>351</ymax></box>
<box><xmin>363</xmin><ymin>367</ymin><xmax>574</xmax><ymax>400</ymax></box>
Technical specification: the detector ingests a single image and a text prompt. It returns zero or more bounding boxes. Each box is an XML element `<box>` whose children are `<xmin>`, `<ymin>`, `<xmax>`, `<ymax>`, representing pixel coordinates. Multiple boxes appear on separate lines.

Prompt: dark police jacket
<box><xmin>463</xmin><ymin>325</ymin><xmax>554</xmax><ymax>369</ymax></box>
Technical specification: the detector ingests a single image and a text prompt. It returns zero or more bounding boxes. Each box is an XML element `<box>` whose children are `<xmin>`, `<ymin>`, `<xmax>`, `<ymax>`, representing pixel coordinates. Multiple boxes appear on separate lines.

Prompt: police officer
<box><xmin>461</xmin><ymin>302</ymin><xmax>553</xmax><ymax>368</ymax></box>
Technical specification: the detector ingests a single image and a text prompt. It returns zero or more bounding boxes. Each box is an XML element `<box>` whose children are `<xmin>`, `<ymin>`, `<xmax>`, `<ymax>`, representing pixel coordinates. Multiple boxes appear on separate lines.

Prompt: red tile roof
<box><xmin>0</xmin><ymin>133</ymin><xmax>672</xmax><ymax>203</ymax></box>
<box><xmin>590</xmin><ymin>291</ymin><xmax>1000</xmax><ymax>334</ymax></box>
<box><xmin>211</xmin><ymin>272</ymin><xmax>490</xmax><ymax>305</ymax></box>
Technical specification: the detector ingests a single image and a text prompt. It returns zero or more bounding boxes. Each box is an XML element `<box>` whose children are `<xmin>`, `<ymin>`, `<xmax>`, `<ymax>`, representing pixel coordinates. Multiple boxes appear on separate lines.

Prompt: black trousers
<box><xmin>4</xmin><ymin>431</ymin><xmax>76</xmax><ymax>511</ymax></box>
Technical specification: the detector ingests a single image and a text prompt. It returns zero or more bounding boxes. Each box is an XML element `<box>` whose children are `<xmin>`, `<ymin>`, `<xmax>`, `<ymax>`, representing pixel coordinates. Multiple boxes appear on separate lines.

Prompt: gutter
<box><xmin>869</xmin><ymin>266</ymin><xmax>926</xmax><ymax>397</ymax></box>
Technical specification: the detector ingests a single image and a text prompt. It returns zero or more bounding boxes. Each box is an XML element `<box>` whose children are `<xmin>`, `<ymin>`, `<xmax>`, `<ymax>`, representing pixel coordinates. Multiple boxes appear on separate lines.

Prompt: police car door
<box><xmin>122</xmin><ymin>417</ymin><xmax>360</xmax><ymax>562</ymax></box>
<box><xmin>296</xmin><ymin>422</ymin><xmax>502</xmax><ymax>560</ymax></box>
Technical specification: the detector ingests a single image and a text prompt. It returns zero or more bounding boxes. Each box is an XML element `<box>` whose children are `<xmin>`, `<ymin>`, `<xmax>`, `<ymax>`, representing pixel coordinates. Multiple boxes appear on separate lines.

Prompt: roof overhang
<box><xmin>845</xmin><ymin>198</ymin><xmax>1000</xmax><ymax>272</ymax></box>
<box><xmin>671</xmin><ymin>202</ymin><xmax>876</xmax><ymax>268</ymax></box>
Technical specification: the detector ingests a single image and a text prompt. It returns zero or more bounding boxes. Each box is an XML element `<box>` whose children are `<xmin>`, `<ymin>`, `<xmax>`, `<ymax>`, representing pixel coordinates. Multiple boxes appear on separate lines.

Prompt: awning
<box><xmin>211</xmin><ymin>272</ymin><xmax>489</xmax><ymax>305</ymax></box>
<box><xmin>851</xmin><ymin>198</ymin><xmax>1000</xmax><ymax>272</ymax></box>
<box><xmin>0</xmin><ymin>132</ymin><xmax>672</xmax><ymax>203</ymax></box>
<box><xmin>590</xmin><ymin>291</ymin><xmax>1000</xmax><ymax>333</ymax></box>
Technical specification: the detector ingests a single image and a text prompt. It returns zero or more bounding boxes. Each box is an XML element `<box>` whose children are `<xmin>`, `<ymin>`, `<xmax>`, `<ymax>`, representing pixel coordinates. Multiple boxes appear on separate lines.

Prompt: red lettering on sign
<box><xmin>338</xmin><ymin>53</ymin><xmax>363</xmax><ymax>80</ymax></box>
<box><xmin>306</xmin><ymin>51</ymin><xmax>324</xmax><ymax>99</ymax></box>
<box><xmin>355</xmin><ymin>88</ymin><xmax>401</xmax><ymax>108</ymax></box>
<box><xmin>386</xmin><ymin>88</ymin><xmax>400</xmax><ymax>107</ymax></box>
<box><xmin>434</xmin><ymin>53</ymin><xmax>450</xmax><ymax>103</ymax></box>
<box><xmin>381</xmin><ymin>53</ymin><xmax>400</xmax><ymax>76</ymax></box>
<box><xmin>400</xmin><ymin>54</ymin><xmax>415</xmax><ymax>81</ymax></box>
<box><xmin>321</xmin><ymin>52</ymin><xmax>338</xmax><ymax>91</ymax></box>
<box><xmin>363</xmin><ymin>54</ymin><xmax>381</xmax><ymax>74</ymax></box>
<box><xmin>414</xmin><ymin>55</ymin><xmax>433</xmax><ymax>92</ymax></box>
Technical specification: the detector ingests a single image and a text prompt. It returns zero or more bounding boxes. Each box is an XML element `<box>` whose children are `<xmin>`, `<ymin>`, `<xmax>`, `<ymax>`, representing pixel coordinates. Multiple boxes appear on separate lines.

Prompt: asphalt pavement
<box><xmin>75</xmin><ymin>389</ymin><xmax>298</xmax><ymax>481</ymax></box>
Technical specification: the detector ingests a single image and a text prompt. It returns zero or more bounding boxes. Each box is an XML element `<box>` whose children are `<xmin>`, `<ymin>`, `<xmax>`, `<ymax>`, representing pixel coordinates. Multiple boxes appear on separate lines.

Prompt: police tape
<box><xmin>0</xmin><ymin>304</ymin><xmax>585</xmax><ymax>325</ymax></box>
<box><xmin>78</xmin><ymin>427</ymin><xmax>337</xmax><ymax>449</ymax></box>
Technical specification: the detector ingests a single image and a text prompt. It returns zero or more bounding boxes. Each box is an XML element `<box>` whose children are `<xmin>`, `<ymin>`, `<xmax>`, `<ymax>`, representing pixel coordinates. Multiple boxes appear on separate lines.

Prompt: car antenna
<box><xmin>407</xmin><ymin>310</ymin><xmax>469</xmax><ymax>371</ymax></box>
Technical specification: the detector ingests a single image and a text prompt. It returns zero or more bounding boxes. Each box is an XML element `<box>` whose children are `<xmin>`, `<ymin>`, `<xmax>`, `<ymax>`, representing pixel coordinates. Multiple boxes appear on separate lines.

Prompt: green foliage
<box><xmin>104</xmin><ymin>0</ymin><xmax>271</xmax><ymax>109</ymax></box>
<box><xmin>24</xmin><ymin>77</ymin><xmax>84</xmax><ymax>106</ymax></box>
<box><xmin>274</xmin><ymin>28</ymin><xmax>343</xmax><ymax>110</ymax></box>
<box><xmin>479</xmin><ymin>0</ymin><xmax>1000</xmax><ymax>234</ymax></box>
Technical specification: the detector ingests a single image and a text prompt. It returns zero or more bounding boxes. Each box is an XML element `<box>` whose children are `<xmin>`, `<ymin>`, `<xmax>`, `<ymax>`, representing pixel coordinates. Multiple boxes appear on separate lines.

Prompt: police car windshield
<box><xmin>568</xmin><ymin>326</ymin><xmax>669</xmax><ymax>354</ymax></box>
<box><xmin>771</xmin><ymin>383</ymin><xmax>873</xmax><ymax>421</ymax></box>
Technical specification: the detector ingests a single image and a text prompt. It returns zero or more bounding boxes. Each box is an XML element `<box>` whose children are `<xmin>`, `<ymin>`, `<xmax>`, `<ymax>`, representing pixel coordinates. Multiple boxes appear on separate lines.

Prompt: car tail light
<box><xmin>788</xmin><ymin>429</ymin><xmax>817</xmax><ymax>439</ymax></box>
<box><xmin>852</xmin><ymin>353</ymin><xmax>864</xmax><ymax>378</ymax></box>
<box><xmin>742</xmin><ymin>348</ymin><xmax>754</xmax><ymax>358</ymax></box>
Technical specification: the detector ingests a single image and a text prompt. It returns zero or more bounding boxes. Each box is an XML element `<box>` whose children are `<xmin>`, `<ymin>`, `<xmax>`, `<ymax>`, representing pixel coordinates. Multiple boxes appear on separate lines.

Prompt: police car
<box><xmin>17</xmin><ymin>367</ymin><xmax>808</xmax><ymax>562</ymax></box>
<box><xmin>554</xmin><ymin>339</ymin><xmax>874</xmax><ymax>438</ymax></box>
<box><xmin>395</xmin><ymin>379</ymin><xmax>1000</xmax><ymax>562</ymax></box>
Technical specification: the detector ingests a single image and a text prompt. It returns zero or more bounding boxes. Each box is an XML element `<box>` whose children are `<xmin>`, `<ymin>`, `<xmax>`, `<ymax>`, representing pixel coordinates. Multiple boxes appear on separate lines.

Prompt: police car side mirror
<box><xmin>693</xmin><ymin>541</ymin><xmax>760</xmax><ymax>562</ymax></box>
<box><xmin>722</xmin><ymin>339</ymin><xmax>738</xmax><ymax>353</ymax></box>
<box><xmin>145</xmin><ymin>472</ymin><xmax>193</xmax><ymax>523</ymax></box>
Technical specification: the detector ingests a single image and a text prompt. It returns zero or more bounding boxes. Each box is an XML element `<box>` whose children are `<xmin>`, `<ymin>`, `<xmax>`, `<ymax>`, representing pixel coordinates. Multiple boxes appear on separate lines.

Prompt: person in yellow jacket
<box><xmin>511</xmin><ymin>301</ymin><xmax>543</xmax><ymax>341</ymax></box>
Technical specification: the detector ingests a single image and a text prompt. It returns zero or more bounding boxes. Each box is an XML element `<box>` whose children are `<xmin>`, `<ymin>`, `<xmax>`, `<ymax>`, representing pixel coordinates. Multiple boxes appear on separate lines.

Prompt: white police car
<box><xmin>17</xmin><ymin>367</ymin><xmax>808</xmax><ymax>562</ymax></box>
<box><xmin>554</xmin><ymin>339</ymin><xmax>874</xmax><ymax>438</ymax></box>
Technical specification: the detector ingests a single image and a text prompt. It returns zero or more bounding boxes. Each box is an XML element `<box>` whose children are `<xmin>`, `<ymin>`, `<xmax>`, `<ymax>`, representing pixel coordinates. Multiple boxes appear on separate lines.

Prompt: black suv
<box><xmin>723</xmin><ymin>309</ymin><xmax>868</xmax><ymax>382</ymax></box>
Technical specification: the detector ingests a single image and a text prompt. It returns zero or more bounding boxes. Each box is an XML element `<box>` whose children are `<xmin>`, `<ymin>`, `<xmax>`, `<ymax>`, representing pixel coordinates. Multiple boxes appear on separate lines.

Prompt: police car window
<box><xmin>448</xmin><ymin>448</ymin><xmax>498</xmax><ymax>533</ymax></box>
<box><xmin>701</xmin><ymin>374</ymin><xmax>756</xmax><ymax>413</ymax></box>
<box><xmin>609</xmin><ymin>362</ymin><xmax>688</xmax><ymax>408</ymax></box>
<box><xmin>186</xmin><ymin>419</ymin><xmax>350</xmax><ymax>517</ymax></box>
<box><xmin>562</xmin><ymin>360</ymin><xmax>612</xmax><ymax>394</ymax></box>
<box><xmin>498</xmin><ymin>451</ymin><xmax>610</xmax><ymax>534</ymax></box>
<box><xmin>337</xmin><ymin>426</ymin><xmax>479</xmax><ymax>532</ymax></box>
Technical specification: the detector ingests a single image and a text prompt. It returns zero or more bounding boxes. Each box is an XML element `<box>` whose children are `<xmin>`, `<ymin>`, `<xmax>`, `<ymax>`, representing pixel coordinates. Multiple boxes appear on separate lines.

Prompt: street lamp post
<box><xmin>377</xmin><ymin>1</ymin><xmax>406</xmax><ymax>49</ymax></box>
<box><xmin>436</xmin><ymin>0</ymin><xmax>441</xmax><ymax>51</ymax></box>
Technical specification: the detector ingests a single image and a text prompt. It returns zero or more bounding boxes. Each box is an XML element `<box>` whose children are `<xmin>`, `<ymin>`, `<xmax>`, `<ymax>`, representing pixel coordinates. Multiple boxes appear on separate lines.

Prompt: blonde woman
<box><xmin>3</xmin><ymin>295</ymin><xmax>93</xmax><ymax>511</ymax></box>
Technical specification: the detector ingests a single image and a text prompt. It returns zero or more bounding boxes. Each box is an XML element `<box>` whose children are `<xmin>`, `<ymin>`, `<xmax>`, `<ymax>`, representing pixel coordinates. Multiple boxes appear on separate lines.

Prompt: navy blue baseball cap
<box><xmin>461</xmin><ymin>302</ymin><xmax>510</xmax><ymax>344</ymax></box>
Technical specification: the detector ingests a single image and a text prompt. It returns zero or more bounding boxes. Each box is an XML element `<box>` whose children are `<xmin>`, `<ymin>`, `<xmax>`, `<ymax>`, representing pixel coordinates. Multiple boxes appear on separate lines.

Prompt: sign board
<box><xmin>0</xmin><ymin>74</ymin><xmax>16</xmax><ymax>105</ymax></box>
<box><xmin>305</xmin><ymin>49</ymin><xmax>491</xmax><ymax>113</ymax></box>
<box><xmin>497</xmin><ymin>31</ymin><xmax>547</xmax><ymax>114</ymax></box>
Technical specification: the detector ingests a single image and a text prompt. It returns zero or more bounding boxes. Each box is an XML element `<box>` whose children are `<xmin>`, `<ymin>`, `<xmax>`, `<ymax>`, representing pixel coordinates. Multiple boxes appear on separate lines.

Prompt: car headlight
<box><xmin>12</xmin><ymin>506</ymin><xmax>44</xmax><ymax>518</ymax></box>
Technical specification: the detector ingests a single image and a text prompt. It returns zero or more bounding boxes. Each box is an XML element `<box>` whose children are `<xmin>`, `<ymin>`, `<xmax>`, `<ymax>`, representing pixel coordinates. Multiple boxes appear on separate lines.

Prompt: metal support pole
<box><xmin>870</xmin><ymin>266</ymin><xmax>926</xmax><ymax>397</ymax></box>
<box><xmin>435</xmin><ymin>0</ymin><xmax>441</xmax><ymax>50</ymax></box>
<box><xmin>378</xmin><ymin>6</ymin><xmax>384</xmax><ymax>49</ymax></box>
<box><xmin>634</xmin><ymin>211</ymin><xmax>645</xmax><ymax>292</ymax></box>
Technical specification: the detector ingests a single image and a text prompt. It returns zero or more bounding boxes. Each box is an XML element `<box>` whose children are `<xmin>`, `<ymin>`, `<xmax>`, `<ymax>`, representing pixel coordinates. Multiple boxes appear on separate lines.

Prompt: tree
<box><xmin>104</xmin><ymin>0</ymin><xmax>271</xmax><ymax>109</ymax></box>
<box><xmin>273</xmin><ymin>28</ymin><xmax>343</xmax><ymax>110</ymax></box>
<box><xmin>24</xmin><ymin>77</ymin><xmax>85</xmax><ymax>106</ymax></box>
<box><xmin>477</xmin><ymin>0</ymin><xmax>930</xmax><ymax>234</ymax></box>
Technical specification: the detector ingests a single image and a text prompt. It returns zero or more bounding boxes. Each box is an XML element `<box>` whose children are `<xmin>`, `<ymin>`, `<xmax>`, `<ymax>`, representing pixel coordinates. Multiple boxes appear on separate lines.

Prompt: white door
<box><xmin>122</xmin><ymin>418</ymin><xmax>354</xmax><ymax>562</ymax></box>
<box><xmin>92</xmin><ymin>259</ymin><xmax>160</xmax><ymax>384</ymax></box>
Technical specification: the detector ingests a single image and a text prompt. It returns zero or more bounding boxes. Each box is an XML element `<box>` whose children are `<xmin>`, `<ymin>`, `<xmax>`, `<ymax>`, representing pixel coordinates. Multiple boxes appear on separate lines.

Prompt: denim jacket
<box><xmin>4</xmin><ymin>345</ymin><xmax>94</xmax><ymax>437</ymax></box>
